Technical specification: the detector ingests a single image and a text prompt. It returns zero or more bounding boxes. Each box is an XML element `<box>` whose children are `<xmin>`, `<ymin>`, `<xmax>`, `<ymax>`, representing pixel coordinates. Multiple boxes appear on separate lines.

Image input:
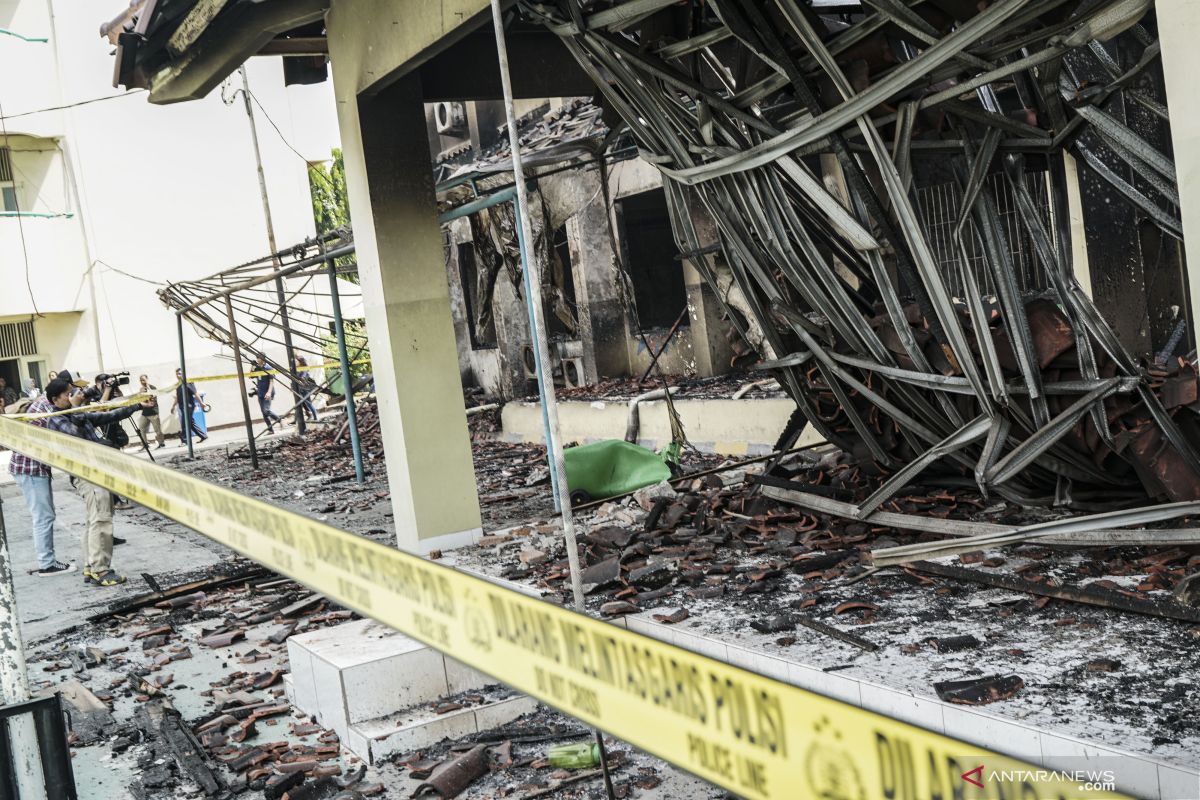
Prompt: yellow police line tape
<box><xmin>0</xmin><ymin>416</ymin><xmax>1130</xmax><ymax>800</ymax></box>
<box><xmin>188</xmin><ymin>357</ymin><xmax>371</xmax><ymax>384</ymax></box>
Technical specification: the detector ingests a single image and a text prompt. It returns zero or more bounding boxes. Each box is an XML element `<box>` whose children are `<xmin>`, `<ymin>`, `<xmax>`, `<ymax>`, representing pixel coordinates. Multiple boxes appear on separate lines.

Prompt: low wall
<box><xmin>500</xmin><ymin>396</ymin><xmax>822</xmax><ymax>456</ymax></box>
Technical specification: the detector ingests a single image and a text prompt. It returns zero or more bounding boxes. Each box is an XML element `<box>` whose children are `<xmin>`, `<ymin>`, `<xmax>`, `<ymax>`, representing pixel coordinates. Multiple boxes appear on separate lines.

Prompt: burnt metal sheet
<box><xmin>527</xmin><ymin>0</ymin><xmax>1200</xmax><ymax>510</ymax></box>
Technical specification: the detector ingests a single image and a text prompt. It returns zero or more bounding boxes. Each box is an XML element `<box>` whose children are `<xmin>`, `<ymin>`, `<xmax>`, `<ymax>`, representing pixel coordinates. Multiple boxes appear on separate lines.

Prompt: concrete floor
<box><xmin>1</xmin><ymin>478</ymin><xmax>225</xmax><ymax>644</ymax></box>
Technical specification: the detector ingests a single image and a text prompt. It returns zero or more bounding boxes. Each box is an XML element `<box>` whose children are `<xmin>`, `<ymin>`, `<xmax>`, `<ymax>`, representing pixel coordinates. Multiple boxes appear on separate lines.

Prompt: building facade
<box><xmin>0</xmin><ymin>0</ymin><xmax>339</xmax><ymax>424</ymax></box>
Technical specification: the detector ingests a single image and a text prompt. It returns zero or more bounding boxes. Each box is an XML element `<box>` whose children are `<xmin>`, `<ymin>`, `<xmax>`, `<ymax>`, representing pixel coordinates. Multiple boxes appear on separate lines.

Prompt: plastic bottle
<box><xmin>547</xmin><ymin>742</ymin><xmax>600</xmax><ymax>769</ymax></box>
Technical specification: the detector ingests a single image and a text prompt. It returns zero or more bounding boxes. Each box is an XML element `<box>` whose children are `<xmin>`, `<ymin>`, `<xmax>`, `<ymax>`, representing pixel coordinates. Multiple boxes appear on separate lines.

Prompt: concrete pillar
<box><xmin>683</xmin><ymin>259</ymin><xmax>734</xmax><ymax>377</ymax></box>
<box><xmin>333</xmin><ymin>71</ymin><xmax>482</xmax><ymax>553</ymax></box>
<box><xmin>443</xmin><ymin>220</ymin><xmax>476</xmax><ymax>383</ymax></box>
<box><xmin>561</xmin><ymin>167</ymin><xmax>630</xmax><ymax>382</ymax></box>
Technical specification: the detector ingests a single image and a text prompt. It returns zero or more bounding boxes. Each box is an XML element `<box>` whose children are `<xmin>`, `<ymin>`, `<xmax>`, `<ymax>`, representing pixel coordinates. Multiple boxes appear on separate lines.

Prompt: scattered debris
<box><xmin>934</xmin><ymin>675</ymin><xmax>1026</xmax><ymax>706</ymax></box>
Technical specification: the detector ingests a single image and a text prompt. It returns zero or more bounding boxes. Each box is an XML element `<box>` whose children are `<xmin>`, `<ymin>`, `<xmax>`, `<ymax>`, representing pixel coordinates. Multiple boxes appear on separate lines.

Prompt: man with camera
<box><xmin>42</xmin><ymin>377</ymin><xmax>151</xmax><ymax>587</ymax></box>
<box><xmin>87</xmin><ymin>372</ymin><xmax>132</xmax><ymax>450</ymax></box>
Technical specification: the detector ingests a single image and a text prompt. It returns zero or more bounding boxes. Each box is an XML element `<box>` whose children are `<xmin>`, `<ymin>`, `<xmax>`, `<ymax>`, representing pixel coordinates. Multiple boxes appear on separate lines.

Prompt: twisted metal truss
<box><xmin>158</xmin><ymin>230</ymin><xmax>362</xmax><ymax>382</ymax></box>
<box><xmin>527</xmin><ymin>0</ymin><xmax>1198</xmax><ymax>510</ymax></box>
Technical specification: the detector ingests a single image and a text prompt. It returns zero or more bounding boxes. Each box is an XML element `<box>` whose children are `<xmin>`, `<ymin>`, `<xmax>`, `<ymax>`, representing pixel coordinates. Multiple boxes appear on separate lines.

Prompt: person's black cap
<box><xmin>56</xmin><ymin>370</ymin><xmax>89</xmax><ymax>388</ymax></box>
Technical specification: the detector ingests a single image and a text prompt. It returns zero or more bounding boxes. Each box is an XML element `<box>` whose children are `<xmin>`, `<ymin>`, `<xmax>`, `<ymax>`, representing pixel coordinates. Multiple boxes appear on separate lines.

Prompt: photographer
<box><xmin>43</xmin><ymin>377</ymin><xmax>151</xmax><ymax>587</ymax></box>
<box><xmin>89</xmin><ymin>373</ymin><xmax>131</xmax><ymax>450</ymax></box>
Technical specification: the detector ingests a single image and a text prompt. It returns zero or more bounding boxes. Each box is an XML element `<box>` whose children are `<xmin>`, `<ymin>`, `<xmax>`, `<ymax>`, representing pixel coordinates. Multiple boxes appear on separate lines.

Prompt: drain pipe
<box><xmin>489</xmin><ymin>0</ymin><xmax>584</xmax><ymax>612</ymax></box>
<box><xmin>625</xmin><ymin>388</ymin><xmax>673</xmax><ymax>443</ymax></box>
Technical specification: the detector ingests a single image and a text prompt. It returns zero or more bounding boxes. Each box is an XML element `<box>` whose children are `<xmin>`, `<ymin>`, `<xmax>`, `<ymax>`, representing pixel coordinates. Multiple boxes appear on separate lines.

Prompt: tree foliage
<box><xmin>308</xmin><ymin>148</ymin><xmax>350</xmax><ymax>236</ymax></box>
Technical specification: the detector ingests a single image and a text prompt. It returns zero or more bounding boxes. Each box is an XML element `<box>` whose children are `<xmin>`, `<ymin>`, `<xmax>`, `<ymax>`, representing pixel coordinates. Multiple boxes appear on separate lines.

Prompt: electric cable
<box><xmin>0</xmin><ymin>96</ymin><xmax>40</xmax><ymax>316</ymax></box>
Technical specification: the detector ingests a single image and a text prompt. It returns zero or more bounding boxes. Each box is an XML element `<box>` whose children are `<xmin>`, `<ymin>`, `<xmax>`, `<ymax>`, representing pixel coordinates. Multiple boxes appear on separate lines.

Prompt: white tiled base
<box><xmin>348</xmin><ymin>695</ymin><xmax>539</xmax><ymax>764</ymax></box>
<box><xmin>287</xmin><ymin>619</ymin><xmax>490</xmax><ymax>741</ymax></box>
<box><xmin>620</xmin><ymin>614</ymin><xmax>1200</xmax><ymax>800</ymax></box>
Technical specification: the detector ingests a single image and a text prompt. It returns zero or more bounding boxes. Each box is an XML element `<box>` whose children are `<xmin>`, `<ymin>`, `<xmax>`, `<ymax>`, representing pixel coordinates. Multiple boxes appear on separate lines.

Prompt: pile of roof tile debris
<box><xmin>525</xmin><ymin>0</ymin><xmax>1200</xmax><ymax>513</ymax></box>
<box><xmin>24</xmin><ymin>570</ymin><xmax>389</xmax><ymax>799</ymax></box>
<box><xmin>456</xmin><ymin>446</ymin><xmax>1199</xmax><ymax>752</ymax></box>
<box><xmin>379</xmin><ymin>711</ymin><xmax>685</xmax><ymax>800</ymax></box>
<box><xmin>469</xmin><ymin>444</ymin><xmax>1200</xmax><ymax>644</ymax></box>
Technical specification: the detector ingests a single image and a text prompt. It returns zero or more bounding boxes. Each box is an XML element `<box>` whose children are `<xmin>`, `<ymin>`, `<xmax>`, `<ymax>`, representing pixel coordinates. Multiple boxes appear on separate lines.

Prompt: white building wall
<box><xmin>0</xmin><ymin>0</ymin><xmax>342</xmax><ymax>427</ymax></box>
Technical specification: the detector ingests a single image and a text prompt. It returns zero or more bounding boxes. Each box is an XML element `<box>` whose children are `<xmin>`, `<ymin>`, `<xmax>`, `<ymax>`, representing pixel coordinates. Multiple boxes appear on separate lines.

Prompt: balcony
<box><xmin>0</xmin><ymin>215</ymin><xmax>88</xmax><ymax>317</ymax></box>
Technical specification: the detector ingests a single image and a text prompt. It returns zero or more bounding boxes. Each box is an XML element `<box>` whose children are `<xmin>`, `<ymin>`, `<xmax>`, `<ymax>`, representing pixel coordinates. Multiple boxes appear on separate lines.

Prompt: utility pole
<box><xmin>238</xmin><ymin>65</ymin><xmax>304</xmax><ymax>434</ymax></box>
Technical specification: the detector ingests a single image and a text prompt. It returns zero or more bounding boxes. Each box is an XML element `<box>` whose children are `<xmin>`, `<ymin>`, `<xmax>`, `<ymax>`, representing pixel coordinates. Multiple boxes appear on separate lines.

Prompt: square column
<box><xmin>1160</xmin><ymin>1</ymin><xmax>1200</xmax><ymax>354</ymax></box>
<box><xmin>332</xmin><ymin>70</ymin><xmax>482</xmax><ymax>553</ymax></box>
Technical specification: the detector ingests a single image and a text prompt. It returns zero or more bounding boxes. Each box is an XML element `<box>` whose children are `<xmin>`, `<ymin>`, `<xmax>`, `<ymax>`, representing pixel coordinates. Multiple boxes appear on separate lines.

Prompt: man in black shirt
<box><xmin>171</xmin><ymin>368</ymin><xmax>207</xmax><ymax>443</ymax></box>
<box><xmin>252</xmin><ymin>354</ymin><xmax>283</xmax><ymax>434</ymax></box>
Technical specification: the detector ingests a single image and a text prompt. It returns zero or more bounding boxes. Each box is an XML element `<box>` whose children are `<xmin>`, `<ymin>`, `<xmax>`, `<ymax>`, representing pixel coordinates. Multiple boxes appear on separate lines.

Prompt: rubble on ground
<box><xmin>448</xmin><ymin>446</ymin><xmax>1200</xmax><ymax>763</ymax></box>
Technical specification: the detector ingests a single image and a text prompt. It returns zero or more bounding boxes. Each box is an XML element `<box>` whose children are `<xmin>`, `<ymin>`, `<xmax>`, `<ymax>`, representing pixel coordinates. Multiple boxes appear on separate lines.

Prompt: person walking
<box><xmin>295</xmin><ymin>356</ymin><xmax>319</xmax><ymax>422</ymax></box>
<box><xmin>252</xmin><ymin>354</ymin><xmax>283</xmax><ymax>434</ymax></box>
<box><xmin>170</xmin><ymin>368</ymin><xmax>207</xmax><ymax>444</ymax></box>
<box><xmin>43</xmin><ymin>378</ymin><xmax>149</xmax><ymax>586</ymax></box>
<box><xmin>135</xmin><ymin>374</ymin><xmax>165</xmax><ymax>449</ymax></box>
<box><xmin>7</xmin><ymin>392</ymin><xmax>74</xmax><ymax>576</ymax></box>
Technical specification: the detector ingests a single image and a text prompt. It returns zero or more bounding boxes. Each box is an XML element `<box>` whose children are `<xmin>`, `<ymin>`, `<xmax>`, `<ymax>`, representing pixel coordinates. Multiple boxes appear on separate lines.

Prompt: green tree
<box><xmin>322</xmin><ymin>320</ymin><xmax>371</xmax><ymax>395</ymax></box>
<box><xmin>309</xmin><ymin>147</ymin><xmax>356</xmax><ymax>279</ymax></box>
<box><xmin>308</xmin><ymin>148</ymin><xmax>350</xmax><ymax>235</ymax></box>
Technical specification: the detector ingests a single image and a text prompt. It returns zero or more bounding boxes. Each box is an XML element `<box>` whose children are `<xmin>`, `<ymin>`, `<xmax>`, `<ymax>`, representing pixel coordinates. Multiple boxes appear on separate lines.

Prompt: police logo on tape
<box><xmin>804</xmin><ymin>716</ymin><xmax>865</xmax><ymax>800</ymax></box>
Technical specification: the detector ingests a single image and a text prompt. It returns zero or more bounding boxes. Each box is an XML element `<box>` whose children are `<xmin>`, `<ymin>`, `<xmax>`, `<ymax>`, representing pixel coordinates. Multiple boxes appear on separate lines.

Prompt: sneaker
<box><xmin>91</xmin><ymin>570</ymin><xmax>127</xmax><ymax>587</ymax></box>
<box><xmin>113</xmin><ymin>536</ymin><xmax>127</xmax><ymax>546</ymax></box>
<box><xmin>35</xmin><ymin>561</ymin><xmax>75</xmax><ymax>577</ymax></box>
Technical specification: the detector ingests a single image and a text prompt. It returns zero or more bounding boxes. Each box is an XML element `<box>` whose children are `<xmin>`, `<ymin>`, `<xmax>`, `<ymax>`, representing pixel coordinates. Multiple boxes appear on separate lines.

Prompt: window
<box><xmin>0</xmin><ymin>321</ymin><xmax>37</xmax><ymax>358</ymax></box>
<box><xmin>0</xmin><ymin>148</ymin><xmax>16</xmax><ymax>212</ymax></box>
<box><xmin>617</xmin><ymin>189</ymin><xmax>689</xmax><ymax>330</ymax></box>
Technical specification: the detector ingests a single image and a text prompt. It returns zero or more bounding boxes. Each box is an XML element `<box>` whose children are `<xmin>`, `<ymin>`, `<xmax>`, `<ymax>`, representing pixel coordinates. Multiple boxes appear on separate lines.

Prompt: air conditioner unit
<box><xmin>434</xmin><ymin>102</ymin><xmax>467</xmax><ymax>136</ymax></box>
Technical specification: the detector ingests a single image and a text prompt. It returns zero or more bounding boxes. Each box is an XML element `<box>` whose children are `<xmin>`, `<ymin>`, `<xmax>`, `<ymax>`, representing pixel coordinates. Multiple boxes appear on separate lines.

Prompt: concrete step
<box><xmin>286</xmin><ymin>618</ymin><xmax>491</xmax><ymax>741</ymax></box>
<box><xmin>348</xmin><ymin>693</ymin><xmax>539</xmax><ymax>764</ymax></box>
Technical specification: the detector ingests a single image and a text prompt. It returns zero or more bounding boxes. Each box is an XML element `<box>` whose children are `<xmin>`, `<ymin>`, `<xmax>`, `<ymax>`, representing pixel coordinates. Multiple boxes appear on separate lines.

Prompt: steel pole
<box><xmin>327</xmin><ymin>246</ymin><xmax>364</xmax><ymax>484</ymax></box>
<box><xmin>176</xmin><ymin>313</ymin><xmax>194</xmax><ymax>459</ymax></box>
<box><xmin>513</xmin><ymin>210</ymin><xmax>562</xmax><ymax>507</ymax></box>
<box><xmin>489</xmin><ymin>0</ymin><xmax>585</xmax><ymax>610</ymax></box>
<box><xmin>239</xmin><ymin>65</ymin><xmax>304</xmax><ymax>435</ymax></box>
<box><xmin>225</xmin><ymin>295</ymin><xmax>259</xmax><ymax>470</ymax></box>
<box><xmin>0</xmin><ymin>496</ymin><xmax>47</xmax><ymax>799</ymax></box>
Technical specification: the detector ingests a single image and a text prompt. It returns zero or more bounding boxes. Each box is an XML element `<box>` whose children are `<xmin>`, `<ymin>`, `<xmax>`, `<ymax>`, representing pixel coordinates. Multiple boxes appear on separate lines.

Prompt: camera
<box><xmin>99</xmin><ymin>371</ymin><xmax>130</xmax><ymax>388</ymax></box>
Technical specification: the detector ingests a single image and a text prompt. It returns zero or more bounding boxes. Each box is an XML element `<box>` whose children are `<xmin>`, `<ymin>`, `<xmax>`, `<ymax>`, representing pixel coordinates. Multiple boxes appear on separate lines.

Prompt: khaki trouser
<box><xmin>137</xmin><ymin>412</ymin><xmax>164</xmax><ymax>446</ymax></box>
<box><xmin>72</xmin><ymin>478</ymin><xmax>114</xmax><ymax>574</ymax></box>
